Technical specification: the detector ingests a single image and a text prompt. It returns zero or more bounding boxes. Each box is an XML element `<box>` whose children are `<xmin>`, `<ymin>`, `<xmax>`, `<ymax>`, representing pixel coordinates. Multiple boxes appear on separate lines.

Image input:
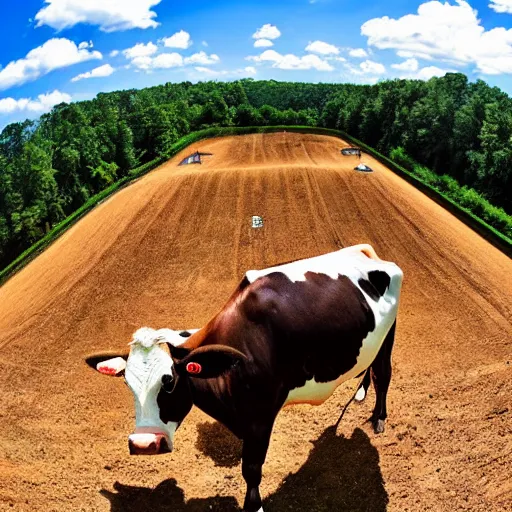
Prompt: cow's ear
<box><xmin>87</xmin><ymin>355</ymin><xmax>127</xmax><ymax>377</ymax></box>
<box><xmin>168</xmin><ymin>343</ymin><xmax>192</xmax><ymax>361</ymax></box>
<box><xmin>176</xmin><ymin>345</ymin><xmax>247</xmax><ymax>379</ymax></box>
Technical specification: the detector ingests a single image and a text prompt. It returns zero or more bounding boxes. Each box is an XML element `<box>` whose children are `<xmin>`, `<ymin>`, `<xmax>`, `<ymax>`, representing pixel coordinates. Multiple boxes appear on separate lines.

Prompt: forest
<box><xmin>1</xmin><ymin>74</ymin><xmax>511</xmax><ymax>270</ymax></box>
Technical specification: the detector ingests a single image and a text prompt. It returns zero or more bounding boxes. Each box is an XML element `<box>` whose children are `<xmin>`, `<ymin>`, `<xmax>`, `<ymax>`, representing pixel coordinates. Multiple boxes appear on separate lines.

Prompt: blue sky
<box><xmin>1</xmin><ymin>0</ymin><xmax>512</xmax><ymax>127</ymax></box>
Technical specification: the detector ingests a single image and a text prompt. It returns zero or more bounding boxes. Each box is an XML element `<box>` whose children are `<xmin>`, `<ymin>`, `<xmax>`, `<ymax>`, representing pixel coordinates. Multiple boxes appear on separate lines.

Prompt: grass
<box><xmin>1</xmin><ymin>125</ymin><xmax>510</xmax><ymax>285</ymax></box>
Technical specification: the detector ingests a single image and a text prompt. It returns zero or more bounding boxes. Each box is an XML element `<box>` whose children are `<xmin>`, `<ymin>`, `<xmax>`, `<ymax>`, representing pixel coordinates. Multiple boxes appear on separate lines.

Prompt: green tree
<box><xmin>234</xmin><ymin>104</ymin><xmax>263</xmax><ymax>126</ymax></box>
<box><xmin>199</xmin><ymin>92</ymin><xmax>230</xmax><ymax>126</ymax></box>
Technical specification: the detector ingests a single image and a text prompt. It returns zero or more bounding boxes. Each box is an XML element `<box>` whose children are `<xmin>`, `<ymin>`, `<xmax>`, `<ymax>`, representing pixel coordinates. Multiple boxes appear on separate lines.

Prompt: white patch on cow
<box><xmin>130</xmin><ymin>327</ymin><xmax>200</xmax><ymax>348</ymax></box>
<box><xmin>130</xmin><ymin>327</ymin><xmax>161</xmax><ymax>348</ymax></box>
<box><xmin>276</xmin><ymin>245</ymin><xmax>403</xmax><ymax>407</ymax></box>
<box><xmin>285</xmin><ymin>375</ymin><xmax>347</xmax><ymax>406</ymax></box>
<box><xmin>246</xmin><ymin>244</ymin><xmax>386</xmax><ymax>284</ymax></box>
<box><xmin>125</xmin><ymin>327</ymin><xmax>196</xmax><ymax>448</ymax></box>
<box><xmin>354</xmin><ymin>386</ymin><xmax>366</xmax><ymax>402</ymax></box>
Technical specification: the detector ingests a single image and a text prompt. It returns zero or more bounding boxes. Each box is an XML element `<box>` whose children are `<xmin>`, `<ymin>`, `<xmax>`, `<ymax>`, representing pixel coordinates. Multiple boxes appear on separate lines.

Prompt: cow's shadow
<box><xmin>265</xmin><ymin>426</ymin><xmax>388</xmax><ymax>512</ymax></box>
<box><xmin>195</xmin><ymin>420</ymin><xmax>242</xmax><ymax>468</ymax></box>
<box><xmin>100</xmin><ymin>425</ymin><xmax>388</xmax><ymax>512</ymax></box>
<box><xmin>100</xmin><ymin>480</ymin><xmax>239</xmax><ymax>512</ymax></box>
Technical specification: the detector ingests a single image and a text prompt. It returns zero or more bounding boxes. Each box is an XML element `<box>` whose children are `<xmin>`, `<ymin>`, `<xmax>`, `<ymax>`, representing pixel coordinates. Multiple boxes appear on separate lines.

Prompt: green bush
<box><xmin>387</xmin><ymin>146</ymin><xmax>512</xmax><ymax>240</ymax></box>
<box><xmin>390</xmin><ymin>147</ymin><xmax>416</xmax><ymax>170</ymax></box>
<box><xmin>437</xmin><ymin>175</ymin><xmax>460</xmax><ymax>195</ymax></box>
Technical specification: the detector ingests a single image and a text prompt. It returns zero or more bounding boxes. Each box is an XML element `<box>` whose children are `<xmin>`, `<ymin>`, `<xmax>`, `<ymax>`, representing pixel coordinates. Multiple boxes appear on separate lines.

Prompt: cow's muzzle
<box><xmin>128</xmin><ymin>430</ymin><xmax>172</xmax><ymax>455</ymax></box>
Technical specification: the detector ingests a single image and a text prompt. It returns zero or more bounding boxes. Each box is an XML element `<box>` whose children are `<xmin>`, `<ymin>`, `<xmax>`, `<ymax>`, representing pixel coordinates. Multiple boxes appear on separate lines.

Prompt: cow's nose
<box><xmin>128</xmin><ymin>433</ymin><xmax>172</xmax><ymax>455</ymax></box>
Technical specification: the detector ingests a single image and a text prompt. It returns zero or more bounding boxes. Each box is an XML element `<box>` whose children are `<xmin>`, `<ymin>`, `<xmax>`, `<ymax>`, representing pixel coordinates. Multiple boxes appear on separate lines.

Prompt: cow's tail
<box><xmin>333</xmin><ymin>371</ymin><xmax>367</xmax><ymax>430</ymax></box>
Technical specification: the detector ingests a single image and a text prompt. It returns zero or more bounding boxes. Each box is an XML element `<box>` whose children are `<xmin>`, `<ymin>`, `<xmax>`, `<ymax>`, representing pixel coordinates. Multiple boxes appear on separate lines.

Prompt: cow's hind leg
<box><xmin>369</xmin><ymin>320</ymin><xmax>396</xmax><ymax>434</ymax></box>
<box><xmin>354</xmin><ymin>369</ymin><xmax>371</xmax><ymax>402</ymax></box>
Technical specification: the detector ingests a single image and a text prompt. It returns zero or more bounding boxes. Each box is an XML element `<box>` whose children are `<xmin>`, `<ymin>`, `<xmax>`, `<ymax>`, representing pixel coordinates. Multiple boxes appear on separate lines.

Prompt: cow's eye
<box><xmin>161</xmin><ymin>374</ymin><xmax>175</xmax><ymax>393</ymax></box>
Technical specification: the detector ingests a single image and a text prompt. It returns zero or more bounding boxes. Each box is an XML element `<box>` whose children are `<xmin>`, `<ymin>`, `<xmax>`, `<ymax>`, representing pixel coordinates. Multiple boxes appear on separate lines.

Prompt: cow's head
<box><xmin>96</xmin><ymin>327</ymin><xmax>246</xmax><ymax>456</ymax></box>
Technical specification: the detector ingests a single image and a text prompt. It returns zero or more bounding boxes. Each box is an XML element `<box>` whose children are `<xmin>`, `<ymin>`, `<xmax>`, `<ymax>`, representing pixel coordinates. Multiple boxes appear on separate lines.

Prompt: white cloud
<box><xmin>161</xmin><ymin>30</ymin><xmax>192</xmax><ymax>49</ymax></box>
<box><xmin>361</xmin><ymin>0</ymin><xmax>512</xmax><ymax>75</ymax></box>
<box><xmin>0</xmin><ymin>90</ymin><xmax>71</xmax><ymax>115</ymax></box>
<box><xmin>184</xmin><ymin>51</ymin><xmax>220</xmax><ymax>65</ymax></box>
<box><xmin>152</xmin><ymin>53</ymin><xmax>183</xmax><ymax>68</ymax></box>
<box><xmin>253</xmin><ymin>24</ymin><xmax>281</xmax><ymax>40</ymax></box>
<box><xmin>247</xmin><ymin>49</ymin><xmax>280</xmax><ymax>62</ymax></box>
<box><xmin>489</xmin><ymin>0</ymin><xmax>512</xmax><ymax>14</ymax></box>
<box><xmin>305</xmin><ymin>40</ymin><xmax>339</xmax><ymax>55</ymax></box>
<box><xmin>478</xmin><ymin>52</ymin><xmax>512</xmax><ymax>74</ymax></box>
<box><xmin>193</xmin><ymin>66</ymin><xmax>257</xmax><ymax>77</ymax></box>
<box><xmin>109</xmin><ymin>50</ymin><xmax>120</xmax><ymax>57</ymax></box>
<box><xmin>391</xmin><ymin>58</ymin><xmax>419</xmax><ymax>71</ymax></box>
<box><xmin>411</xmin><ymin>66</ymin><xmax>451</xmax><ymax>80</ymax></box>
<box><xmin>254</xmin><ymin>39</ymin><xmax>274</xmax><ymax>48</ymax></box>
<box><xmin>344</xmin><ymin>59</ymin><xmax>386</xmax><ymax>77</ymax></box>
<box><xmin>78</xmin><ymin>40</ymin><xmax>93</xmax><ymax>50</ymax></box>
<box><xmin>248</xmin><ymin>50</ymin><xmax>334</xmax><ymax>71</ymax></box>
<box><xmin>71</xmin><ymin>63</ymin><xmax>114</xmax><ymax>82</ymax></box>
<box><xmin>123</xmin><ymin>43</ymin><xmax>219</xmax><ymax>72</ymax></box>
<box><xmin>35</xmin><ymin>0</ymin><xmax>162</xmax><ymax>32</ymax></box>
<box><xmin>280</xmin><ymin>55</ymin><xmax>333</xmax><ymax>71</ymax></box>
<box><xmin>123</xmin><ymin>42</ymin><xmax>157</xmax><ymax>59</ymax></box>
<box><xmin>130</xmin><ymin>56</ymin><xmax>153</xmax><ymax>70</ymax></box>
<box><xmin>332</xmin><ymin>56</ymin><xmax>347</xmax><ymax>62</ymax></box>
<box><xmin>119</xmin><ymin>37</ymin><xmax>218</xmax><ymax>74</ymax></box>
<box><xmin>348</xmin><ymin>48</ymin><xmax>368</xmax><ymax>58</ymax></box>
<box><xmin>0</xmin><ymin>38</ymin><xmax>101</xmax><ymax>91</ymax></box>
<box><xmin>194</xmin><ymin>67</ymin><xmax>220</xmax><ymax>75</ymax></box>
<box><xmin>341</xmin><ymin>66</ymin><xmax>382</xmax><ymax>84</ymax></box>
<box><xmin>130</xmin><ymin>52</ymin><xmax>184</xmax><ymax>71</ymax></box>
<box><xmin>202</xmin><ymin>41</ymin><xmax>208</xmax><ymax>47</ymax></box>
<box><xmin>360</xmin><ymin>60</ymin><xmax>386</xmax><ymax>74</ymax></box>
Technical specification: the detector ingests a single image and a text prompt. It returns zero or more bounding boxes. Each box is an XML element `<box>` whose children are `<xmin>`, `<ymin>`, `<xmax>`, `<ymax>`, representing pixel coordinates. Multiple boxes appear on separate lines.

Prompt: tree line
<box><xmin>1</xmin><ymin>74</ymin><xmax>511</xmax><ymax>269</ymax></box>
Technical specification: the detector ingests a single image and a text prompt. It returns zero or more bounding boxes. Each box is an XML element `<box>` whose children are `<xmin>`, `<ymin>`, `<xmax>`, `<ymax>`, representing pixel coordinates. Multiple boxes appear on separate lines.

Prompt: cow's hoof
<box><xmin>372</xmin><ymin>419</ymin><xmax>385</xmax><ymax>434</ymax></box>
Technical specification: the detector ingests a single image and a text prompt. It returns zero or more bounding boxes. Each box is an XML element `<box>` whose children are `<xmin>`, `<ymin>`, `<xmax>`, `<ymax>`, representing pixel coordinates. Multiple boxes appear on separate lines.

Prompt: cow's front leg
<box><xmin>241</xmin><ymin>424</ymin><xmax>273</xmax><ymax>512</ymax></box>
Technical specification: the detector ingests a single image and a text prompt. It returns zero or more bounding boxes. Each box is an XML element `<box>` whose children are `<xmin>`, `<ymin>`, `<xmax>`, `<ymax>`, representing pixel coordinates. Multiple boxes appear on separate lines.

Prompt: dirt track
<box><xmin>0</xmin><ymin>132</ymin><xmax>511</xmax><ymax>512</ymax></box>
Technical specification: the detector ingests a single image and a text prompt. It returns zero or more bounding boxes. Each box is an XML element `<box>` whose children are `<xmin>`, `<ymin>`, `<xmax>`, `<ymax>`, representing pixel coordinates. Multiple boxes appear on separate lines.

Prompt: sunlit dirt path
<box><xmin>1</xmin><ymin>132</ymin><xmax>510</xmax><ymax>512</ymax></box>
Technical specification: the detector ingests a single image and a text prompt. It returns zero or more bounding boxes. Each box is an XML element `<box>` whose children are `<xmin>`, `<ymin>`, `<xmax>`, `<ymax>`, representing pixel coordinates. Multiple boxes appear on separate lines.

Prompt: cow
<box><xmin>96</xmin><ymin>244</ymin><xmax>403</xmax><ymax>512</ymax></box>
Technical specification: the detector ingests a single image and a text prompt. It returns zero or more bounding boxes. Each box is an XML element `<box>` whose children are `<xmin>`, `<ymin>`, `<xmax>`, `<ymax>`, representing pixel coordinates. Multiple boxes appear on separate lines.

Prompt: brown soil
<box><xmin>0</xmin><ymin>132</ymin><xmax>511</xmax><ymax>512</ymax></box>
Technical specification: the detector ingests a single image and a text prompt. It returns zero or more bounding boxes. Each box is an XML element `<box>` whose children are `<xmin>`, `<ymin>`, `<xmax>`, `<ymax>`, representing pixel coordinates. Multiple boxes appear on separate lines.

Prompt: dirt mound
<box><xmin>1</xmin><ymin>132</ymin><xmax>510</xmax><ymax>511</ymax></box>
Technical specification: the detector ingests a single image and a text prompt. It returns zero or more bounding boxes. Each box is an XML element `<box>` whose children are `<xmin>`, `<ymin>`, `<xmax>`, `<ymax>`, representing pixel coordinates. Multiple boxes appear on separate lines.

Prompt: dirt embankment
<box><xmin>0</xmin><ymin>132</ymin><xmax>510</xmax><ymax>512</ymax></box>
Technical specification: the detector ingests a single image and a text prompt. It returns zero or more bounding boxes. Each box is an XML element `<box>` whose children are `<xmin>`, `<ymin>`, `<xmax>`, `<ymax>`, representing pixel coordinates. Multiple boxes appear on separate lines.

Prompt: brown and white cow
<box><xmin>97</xmin><ymin>244</ymin><xmax>403</xmax><ymax>512</ymax></box>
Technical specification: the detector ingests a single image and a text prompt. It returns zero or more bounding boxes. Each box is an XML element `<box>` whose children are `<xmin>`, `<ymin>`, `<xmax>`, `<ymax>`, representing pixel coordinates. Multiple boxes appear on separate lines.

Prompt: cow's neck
<box><xmin>183</xmin><ymin>294</ymin><xmax>281</xmax><ymax>438</ymax></box>
<box><xmin>188</xmin><ymin>375</ymin><xmax>244</xmax><ymax>438</ymax></box>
